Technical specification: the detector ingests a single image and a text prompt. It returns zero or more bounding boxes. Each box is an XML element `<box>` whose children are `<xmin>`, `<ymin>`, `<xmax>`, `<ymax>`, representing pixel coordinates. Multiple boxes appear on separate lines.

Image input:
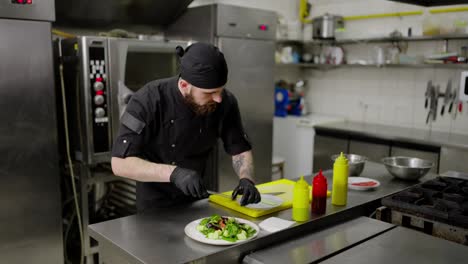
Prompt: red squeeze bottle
<box><xmin>312</xmin><ymin>169</ymin><xmax>327</xmax><ymax>214</ymax></box>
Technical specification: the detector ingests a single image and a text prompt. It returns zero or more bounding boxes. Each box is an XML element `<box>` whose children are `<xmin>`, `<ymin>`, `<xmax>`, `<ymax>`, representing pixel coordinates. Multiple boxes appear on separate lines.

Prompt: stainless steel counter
<box><xmin>89</xmin><ymin>162</ymin><xmax>436</xmax><ymax>264</ymax></box>
<box><xmin>243</xmin><ymin>217</ymin><xmax>395</xmax><ymax>264</ymax></box>
<box><xmin>321</xmin><ymin>226</ymin><xmax>468</xmax><ymax>264</ymax></box>
<box><xmin>314</xmin><ymin>121</ymin><xmax>468</xmax><ymax>150</ymax></box>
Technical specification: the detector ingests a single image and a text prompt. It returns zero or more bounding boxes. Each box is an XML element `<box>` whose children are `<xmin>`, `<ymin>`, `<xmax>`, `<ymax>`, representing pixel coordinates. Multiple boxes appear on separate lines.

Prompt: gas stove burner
<box><xmin>392</xmin><ymin>190</ymin><xmax>421</xmax><ymax>203</ymax></box>
<box><xmin>443</xmin><ymin>192</ymin><xmax>466</xmax><ymax>203</ymax></box>
<box><xmin>421</xmin><ymin>179</ymin><xmax>448</xmax><ymax>191</ymax></box>
<box><xmin>383</xmin><ymin>176</ymin><xmax>468</xmax><ymax>228</ymax></box>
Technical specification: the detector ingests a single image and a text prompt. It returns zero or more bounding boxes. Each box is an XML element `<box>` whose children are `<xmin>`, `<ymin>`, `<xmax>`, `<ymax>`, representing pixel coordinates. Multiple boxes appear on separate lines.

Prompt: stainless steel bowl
<box><xmin>382</xmin><ymin>156</ymin><xmax>434</xmax><ymax>181</ymax></box>
<box><xmin>331</xmin><ymin>154</ymin><xmax>367</xmax><ymax>176</ymax></box>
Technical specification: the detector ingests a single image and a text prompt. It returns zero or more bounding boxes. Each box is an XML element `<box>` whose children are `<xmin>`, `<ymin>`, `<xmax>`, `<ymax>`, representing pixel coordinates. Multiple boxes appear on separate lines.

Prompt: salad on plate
<box><xmin>196</xmin><ymin>214</ymin><xmax>256</xmax><ymax>242</ymax></box>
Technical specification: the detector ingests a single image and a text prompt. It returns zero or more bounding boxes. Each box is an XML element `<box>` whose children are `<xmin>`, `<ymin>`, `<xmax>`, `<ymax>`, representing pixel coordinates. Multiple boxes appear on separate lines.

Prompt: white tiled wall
<box><xmin>303</xmin><ymin>67</ymin><xmax>468</xmax><ymax>134</ymax></box>
<box><xmin>191</xmin><ymin>0</ymin><xmax>468</xmax><ymax>135</ymax></box>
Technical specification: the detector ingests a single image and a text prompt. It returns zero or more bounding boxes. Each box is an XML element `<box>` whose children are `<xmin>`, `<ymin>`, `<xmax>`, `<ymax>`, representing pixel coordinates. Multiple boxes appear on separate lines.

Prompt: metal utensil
<box><xmin>425</xmin><ymin>82</ymin><xmax>435</xmax><ymax>124</ymax></box>
<box><xmin>207</xmin><ymin>191</ymin><xmax>283</xmax><ymax>207</ymax></box>
<box><xmin>441</xmin><ymin>80</ymin><xmax>452</xmax><ymax>115</ymax></box>
<box><xmin>260</xmin><ymin>192</ymin><xmax>286</xmax><ymax>196</ymax></box>
<box><xmin>207</xmin><ymin>190</ymin><xmax>232</xmax><ymax>199</ymax></box>
<box><xmin>452</xmin><ymin>91</ymin><xmax>460</xmax><ymax>120</ymax></box>
<box><xmin>425</xmin><ymin>80</ymin><xmax>432</xmax><ymax>109</ymax></box>
<box><xmin>426</xmin><ymin>108</ymin><xmax>432</xmax><ymax>124</ymax></box>
<box><xmin>382</xmin><ymin>156</ymin><xmax>433</xmax><ymax>181</ymax></box>
<box><xmin>207</xmin><ymin>190</ymin><xmax>285</xmax><ymax>199</ymax></box>
<box><xmin>433</xmin><ymin>85</ymin><xmax>439</xmax><ymax>121</ymax></box>
<box><xmin>448</xmin><ymin>82</ymin><xmax>457</xmax><ymax>113</ymax></box>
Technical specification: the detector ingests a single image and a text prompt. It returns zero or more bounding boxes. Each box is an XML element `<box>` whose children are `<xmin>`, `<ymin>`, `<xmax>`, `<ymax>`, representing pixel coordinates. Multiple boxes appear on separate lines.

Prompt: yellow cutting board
<box><xmin>209</xmin><ymin>179</ymin><xmax>331</xmax><ymax>218</ymax></box>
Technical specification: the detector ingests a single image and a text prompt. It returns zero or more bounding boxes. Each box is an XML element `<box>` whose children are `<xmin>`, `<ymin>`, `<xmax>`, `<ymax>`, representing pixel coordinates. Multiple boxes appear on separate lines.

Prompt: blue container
<box><xmin>274</xmin><ymin>87</ymin><xmax>289</xmax><ymax>117</ymax></box>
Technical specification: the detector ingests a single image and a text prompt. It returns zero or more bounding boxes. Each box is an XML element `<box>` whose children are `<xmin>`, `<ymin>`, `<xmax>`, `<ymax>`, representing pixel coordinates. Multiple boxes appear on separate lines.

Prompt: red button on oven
<box><xmin>17</xmin><ymin>0</ymin><xmax>24</xmax><ymax>3</ymax></box>
<box><xmin>27</xmin><ymin>0</ymin><xmax>32</xmax><ymax>4</ymax></box>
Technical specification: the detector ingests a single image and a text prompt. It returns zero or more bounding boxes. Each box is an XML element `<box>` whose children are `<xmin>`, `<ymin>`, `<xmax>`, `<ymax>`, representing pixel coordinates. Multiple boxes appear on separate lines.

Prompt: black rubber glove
<box><xmin>231</xmin><ymin>178</ymin><xmax>261</xmax><ymax>206</ymax></box>
<box><xmin>170</xmin><ymin>167</ymin><xmax>209</xmax><ymax>198</ymax></box>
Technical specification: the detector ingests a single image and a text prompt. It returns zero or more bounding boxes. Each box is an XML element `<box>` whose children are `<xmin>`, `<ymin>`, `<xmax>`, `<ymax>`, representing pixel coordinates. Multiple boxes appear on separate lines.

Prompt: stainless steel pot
<box><xmin>313</xmin><ymin>13</ymin><xmax>344</xmax><ymax>39</ymax></box>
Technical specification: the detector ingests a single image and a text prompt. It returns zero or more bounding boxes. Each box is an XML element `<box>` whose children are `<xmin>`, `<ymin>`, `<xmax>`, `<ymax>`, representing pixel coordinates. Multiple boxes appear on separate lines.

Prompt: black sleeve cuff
<box><xmin>224</xmin><ymin>140</ymin><xmax>252</xmax><ymax>156</ymax></box>
<box><xmin>111</xmin><ymin>137</ymin><xmax>131</xmax><ymax>158</ymax></box>
<box><xmin>111</xmin><ymin>133</ymin><xmax>144</xmax><ymax>158</ymax></box>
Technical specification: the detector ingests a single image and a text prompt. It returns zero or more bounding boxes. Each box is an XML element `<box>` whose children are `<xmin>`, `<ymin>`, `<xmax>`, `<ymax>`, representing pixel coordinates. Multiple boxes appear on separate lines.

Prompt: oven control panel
<box><xmin>88</xmin><ymin>46</ymin><xmax>110</xmax><ymax>153</ymax></box>
<box><xmin>0</xmin><ymin>0</ymin><xmax>54</xmax><ymax>21</ymax></box>
<box><xmin>11</xmin><ymin>0</ymin><xmax>33</xmax><ymax>4</ymax></box>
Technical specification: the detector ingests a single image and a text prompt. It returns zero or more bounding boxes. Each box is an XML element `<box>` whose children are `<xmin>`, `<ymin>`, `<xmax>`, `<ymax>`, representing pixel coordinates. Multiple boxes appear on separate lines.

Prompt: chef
<box><xmin>111</xmin><ymin>42</ymin><xmax>261</xmax><ymax>212</ymax></box>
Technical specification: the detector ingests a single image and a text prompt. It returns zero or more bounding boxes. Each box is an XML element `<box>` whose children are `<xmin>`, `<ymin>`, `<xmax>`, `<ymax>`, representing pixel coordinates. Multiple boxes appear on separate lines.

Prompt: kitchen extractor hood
<box><xmin>55</xmin><ymin>0</ymin><xmax>194</xmax><ymax>27</ymax></box>
<box><xmin>387</xmin><ymin>0</ymin><xmax>468</xmax><ymax>6</ymax></box>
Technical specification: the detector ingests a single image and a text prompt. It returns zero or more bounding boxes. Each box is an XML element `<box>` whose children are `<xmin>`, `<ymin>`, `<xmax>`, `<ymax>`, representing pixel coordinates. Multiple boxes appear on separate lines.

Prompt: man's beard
<box><xmin>183</xmin><ymin>92</ymin><xmax>218</xmax><ymax>116</ymax></box>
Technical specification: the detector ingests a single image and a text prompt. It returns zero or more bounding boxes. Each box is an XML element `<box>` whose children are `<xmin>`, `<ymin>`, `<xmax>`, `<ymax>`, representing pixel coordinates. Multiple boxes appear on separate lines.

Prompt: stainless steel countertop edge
<box><xmin>243</xmin><ymin>217</ymin><xmax>398</xmax><ymax>264</ymax></box>
<box><xmin>88</xmin><ymin>226</ymin><xmax>146</xmax><ymax>264</ymax></box>
<box><xmin>320</xmin><ymin>226</ymin><xmax>468</xmax><ymax>264</ymax></box>
<box><xmin>314</xmin><ymin>122</ymin><xmax>468</xmax><ymax>150</ymax></box>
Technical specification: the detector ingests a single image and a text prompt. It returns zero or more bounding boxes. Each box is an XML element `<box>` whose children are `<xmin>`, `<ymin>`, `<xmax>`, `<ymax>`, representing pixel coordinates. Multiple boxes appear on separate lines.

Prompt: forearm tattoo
<box><xmin>232</xmin><ymin>153</ymin><xmax>254</xmax><ymax>179</ymax></box>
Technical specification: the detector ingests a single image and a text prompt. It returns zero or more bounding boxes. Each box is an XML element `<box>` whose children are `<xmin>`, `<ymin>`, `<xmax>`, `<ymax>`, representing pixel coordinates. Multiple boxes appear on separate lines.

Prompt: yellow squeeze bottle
<box><xmin>332</xmin><ymin>152</ymin><xmax>349</xmax><ymax>206</ymax></box>
<box><xmin>292</xmin><ymin>176</ymin><xmax>310</xmax><ymax>222</ymax></box>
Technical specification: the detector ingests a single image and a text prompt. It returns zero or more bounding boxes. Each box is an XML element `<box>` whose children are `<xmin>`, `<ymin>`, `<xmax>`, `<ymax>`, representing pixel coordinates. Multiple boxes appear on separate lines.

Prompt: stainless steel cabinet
<box><xmin>0</xmin><ymin>18</ymin><xmax>63</xmax><ymax>263</ymax></box>
<box><xmin>391</xmin><ymin>146</ymin><xmax>439</xmax><ymax>173</ymax></box>
<box><xmin>439</xmin><ymin>147</ymin><xmax>468</xmax><ymax>174</ymax></box>
<box><xmin>217</xmin><ymin>36</ymin><xmax>275</xmax><ymax>191</ymax></box>
<box><xmin>349</xmin><ymin>140</ymin><xmax>390</xmax><ymax>163</ymax></box>
<box><xmin>313</xmin><ymin>135</ymin><xmax>348</xmax><ymax>171</ymax></box>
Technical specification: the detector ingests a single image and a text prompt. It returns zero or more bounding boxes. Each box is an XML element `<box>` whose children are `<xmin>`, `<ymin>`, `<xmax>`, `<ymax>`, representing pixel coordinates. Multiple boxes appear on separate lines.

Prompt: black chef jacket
<box><xmin>111</xmin><ymin>76</ymin><xmax>251</xmax><ymax>212</ymax></box>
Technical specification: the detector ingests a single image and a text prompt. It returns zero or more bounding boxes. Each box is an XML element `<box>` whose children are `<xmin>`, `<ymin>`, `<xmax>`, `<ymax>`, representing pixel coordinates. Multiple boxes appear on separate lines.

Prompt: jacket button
<box><xmin>171</xmin><ymin>161</ymin><xmax>176</xmax><ymax>165</ymax></box>
<box><xmin>170</xmin><ymin>119</ymin><xmax>174</xmax><ymax>124</ymax></box>
<box><xmin>171</xmin><ymin>144</ymin><xmax>176</xmax><ymax>148</ymax></box>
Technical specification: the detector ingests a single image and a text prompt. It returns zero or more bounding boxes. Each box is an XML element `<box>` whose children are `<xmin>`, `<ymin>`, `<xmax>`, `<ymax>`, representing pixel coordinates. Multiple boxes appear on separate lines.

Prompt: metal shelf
<box><xmin>276</xmin><ymin>34</ymin><xmax>468</xmax><ymax>45</ymax></box>
<box><xmin>275</xmin><ymin>63</ymin><xmax>468</xmax><ymax>70</ymax></box>
<box><xmin>387</xmin><ymin>0</ymin><xmax>468</xmax><ymax>7</ymax></box>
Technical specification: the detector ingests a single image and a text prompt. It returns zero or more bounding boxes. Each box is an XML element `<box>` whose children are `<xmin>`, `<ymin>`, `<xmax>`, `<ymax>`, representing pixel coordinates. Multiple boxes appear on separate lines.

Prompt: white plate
<box><xmin>348</xmin><ymin>177</ymin><xmax>380</xmax><ymax>191</ymax></box>
<box><xmin>238</xmin><ymin>194</ymin><xmax>284</xmax><ymax>210</ymax></box>
<box><xmin>184</xmin><ymin>217</ymin><xmax>259</xmax><ymax>246</ymax></box>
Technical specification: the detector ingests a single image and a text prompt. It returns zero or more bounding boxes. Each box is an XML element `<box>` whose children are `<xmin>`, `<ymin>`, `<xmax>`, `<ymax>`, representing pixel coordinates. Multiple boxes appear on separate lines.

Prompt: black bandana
<box><xmin>176</xmin><ymin>43</ymin><xmax>228</xmax><ymax>89</ymax></box>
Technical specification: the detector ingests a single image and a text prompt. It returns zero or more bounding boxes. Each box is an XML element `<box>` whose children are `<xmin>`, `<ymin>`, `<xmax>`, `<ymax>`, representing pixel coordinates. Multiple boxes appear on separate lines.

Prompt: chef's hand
<box><xmin>231</xmin><ymin>178</ymin><xmax>261</xmax><ymax>206</ymax></box>
<box><xmin>170</xmin><ymin>167</ymin><xmax>209</xmax><ymax>198</ymax></box>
